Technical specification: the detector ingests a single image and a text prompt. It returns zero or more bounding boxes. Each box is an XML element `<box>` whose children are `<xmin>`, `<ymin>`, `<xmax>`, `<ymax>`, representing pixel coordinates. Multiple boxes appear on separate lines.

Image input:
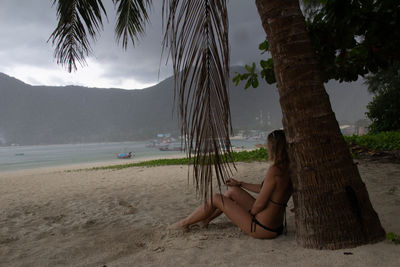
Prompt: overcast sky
<box><xmin>0</xmin><ymin>0</ymin><xmax>267</xmax><ymax>89</ymax></box>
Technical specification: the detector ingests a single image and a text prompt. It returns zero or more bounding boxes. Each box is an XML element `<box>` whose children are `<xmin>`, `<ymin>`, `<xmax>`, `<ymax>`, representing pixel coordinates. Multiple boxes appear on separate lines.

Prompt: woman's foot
<box><xmin>168</xmin><ymin>220</ymin><xmax>189</xmax><ymax>231</ymax></box>
<box><xmin>197</xmin><ymin>220</ymin><xmax>209</xmax><ymax>229</ymax></box>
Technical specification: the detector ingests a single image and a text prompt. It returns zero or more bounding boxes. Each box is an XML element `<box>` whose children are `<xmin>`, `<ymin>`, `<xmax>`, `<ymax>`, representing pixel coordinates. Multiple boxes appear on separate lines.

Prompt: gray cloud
<box><xmin>0</xmin><ymin>0</ymin><xmax>55</xmax><ymax>65</ymax></box>
<box><xmin>0</xmin><ymin>0</ymin><xmax>269</xmax><ymax>87</ymax></box>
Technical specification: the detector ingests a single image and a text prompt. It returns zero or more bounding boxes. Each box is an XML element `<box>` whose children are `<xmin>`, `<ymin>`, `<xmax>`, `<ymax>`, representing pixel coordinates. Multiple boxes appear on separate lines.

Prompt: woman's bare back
<box><xmin>256</xmin><ymin>164</ymin><xmax>291</xmax><ymax>229</ymax></box>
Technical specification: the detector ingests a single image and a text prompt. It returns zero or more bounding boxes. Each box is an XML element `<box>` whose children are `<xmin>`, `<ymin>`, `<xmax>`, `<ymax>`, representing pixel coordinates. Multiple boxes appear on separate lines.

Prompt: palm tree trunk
<box><xmin>255</xmin><ymin>0</ymin><xmax>385</xmax><ymax>249</ymax></box>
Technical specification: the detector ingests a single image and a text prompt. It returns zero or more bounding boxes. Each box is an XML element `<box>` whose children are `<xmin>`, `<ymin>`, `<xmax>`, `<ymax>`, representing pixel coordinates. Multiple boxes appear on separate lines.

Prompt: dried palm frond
<box><xmin>162</xmin><ymin>0</ymin><xmax>234</xmax><ymax>201</ymax></box>
<box><xmin>49</xmin><ymin>0</ymin><xmax>107</xmax><ymax>72</ymax></box>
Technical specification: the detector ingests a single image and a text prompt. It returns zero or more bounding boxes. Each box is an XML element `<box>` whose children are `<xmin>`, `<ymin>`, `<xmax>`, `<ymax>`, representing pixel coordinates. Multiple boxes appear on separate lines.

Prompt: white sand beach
<box><xmin>0</xmin><ymin>160</ymin><xmax>399</xmax><ymax>266</ymax></box>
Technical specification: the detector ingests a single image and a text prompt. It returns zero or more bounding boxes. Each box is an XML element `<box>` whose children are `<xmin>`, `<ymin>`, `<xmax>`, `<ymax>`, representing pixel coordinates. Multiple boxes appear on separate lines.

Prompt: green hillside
<box><xmin>0</xmin><ymin>68</ymin><xmax>371</xmax><ymax>145</ymax></box>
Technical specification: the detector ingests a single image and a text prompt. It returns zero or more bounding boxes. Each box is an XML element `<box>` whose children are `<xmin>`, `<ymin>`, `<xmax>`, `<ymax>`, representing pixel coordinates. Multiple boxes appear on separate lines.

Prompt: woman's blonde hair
<box><xmin>267</xmin><ymin>130</ymin><xmax>289</xmax><ymax>168</ymax></box>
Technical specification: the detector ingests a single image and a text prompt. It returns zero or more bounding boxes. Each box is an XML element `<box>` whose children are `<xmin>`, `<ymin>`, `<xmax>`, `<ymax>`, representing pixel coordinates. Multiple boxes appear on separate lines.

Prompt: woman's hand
<box><xmin>225</xmin><ymin>178</ymin><xmax>242</xmax><ymax>187</ymax></box>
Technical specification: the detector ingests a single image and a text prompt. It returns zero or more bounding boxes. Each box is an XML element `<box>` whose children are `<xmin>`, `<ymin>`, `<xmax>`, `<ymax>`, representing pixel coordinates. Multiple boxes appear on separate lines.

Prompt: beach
<box><xmin>0</xmin><ymin>160</ymin><xmax>399</xmax><ymax>266</ymax></box>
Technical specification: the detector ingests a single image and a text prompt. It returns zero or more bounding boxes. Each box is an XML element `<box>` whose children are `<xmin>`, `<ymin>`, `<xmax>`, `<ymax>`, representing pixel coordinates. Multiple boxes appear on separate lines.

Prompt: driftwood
<box><xmin>350</xmin><ymin>145</ymin><xmax>400</xmax><ymax>163</ymax></box>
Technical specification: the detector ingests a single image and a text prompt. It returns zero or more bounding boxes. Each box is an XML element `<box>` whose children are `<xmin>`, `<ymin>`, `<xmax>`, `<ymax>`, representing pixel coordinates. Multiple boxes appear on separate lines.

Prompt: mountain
<box><xmin>0</xmin><ymin>69</ymin><xmax>372</xmax><ymax>145</ymax></box>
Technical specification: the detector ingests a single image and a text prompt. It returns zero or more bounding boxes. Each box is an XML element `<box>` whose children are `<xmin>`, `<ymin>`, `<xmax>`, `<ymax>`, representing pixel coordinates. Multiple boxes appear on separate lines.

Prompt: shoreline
<box><xmin>0</xmin><ymin>152</ymin><xmax>186</xmax><ymax>175</ymax></box>
<box><xmin>0</xmin><ymin>146</ymin><xmax>261</xmax><ymax>175</ymax></box>
<box><xmin>0</xmin><ymin>139</ymin><xmax>260</xmax><ymax>174</ymax></box>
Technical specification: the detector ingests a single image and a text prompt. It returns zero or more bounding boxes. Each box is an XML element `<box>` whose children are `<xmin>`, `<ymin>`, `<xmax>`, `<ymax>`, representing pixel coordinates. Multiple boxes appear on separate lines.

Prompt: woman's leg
<box><xmin>170</xmin><ymin>191</ymin><xmax>277</xmax><ymax>238</ymax></box>
<box><xmin>197</xmin><ymin>209</ymin><xmax>222</xmax><ymax>228</ymax></box>
<box><xmin>169</xmin><ymin>197</ymin><xmax>220</xmax><ymax>230</ymax></box>
<box><xmin>200</xmin><ymin>186</ymin><xmax>256</xmax><ymax>226</ymax></box>
<box><xmin>209</xmin><ymin>193</ymin><xmax>277</xmax><ymax>239</ymax></box>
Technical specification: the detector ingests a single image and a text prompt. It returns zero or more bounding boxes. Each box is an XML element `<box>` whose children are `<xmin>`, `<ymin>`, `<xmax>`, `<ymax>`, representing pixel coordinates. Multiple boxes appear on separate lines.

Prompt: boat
<box><xmin>15</xmin><ymin>153</ymin><xmax>25</xmax><ymax>156</ymax></box>
<box><xmin>158</xmin><ymin>144</ymin><xmax>182</xmax><ymax>151</ymax></box>
<box><xmin>116</xmin><ymin>152</ymin><xmax>133</xmax><ymax>159</ymax></box>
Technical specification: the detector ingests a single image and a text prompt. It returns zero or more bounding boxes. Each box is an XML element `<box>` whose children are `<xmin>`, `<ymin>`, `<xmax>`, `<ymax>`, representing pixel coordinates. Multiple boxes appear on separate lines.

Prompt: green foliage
<box><xmin>307</xmin><ymin>0</ymin><xmax>400</xmax><ymax>82</ymax></box>
<box><xmin>386</xmin><ymin>232</ymin><xmax>400</xmax><ymax>245</ymax></box>
<box><xmin>365</xmin><ymin>63</ymin><xmax>400</xmax><ymax>133</ymax></box>
<box><xmin>114</xmin><ymin>0</ymin><xmax>152</xmax><ymax>49</ymax></box>
<box><xmin>344</xmin><ymin>131</ymin><xmax>400</xmax><ymax>151</ymax></box>
<box><xmin>49</xmin><ymin>0</ymin><xmax>108</xmax><ymax>72</ymax></box>
<box><xmin>367</xmin><ymin>88</ymin><xmax>400</xmax><ymax>133</ymax></box>
<box><xmin>50</xmin><ymin>0</ymin><xmax>152</xmax><ymax>72</ymax></box>
<box><xmin>83</xmin><ymin>148</ymin><xmax>269</xmax><ymax>171</ymax></box>
<box><xmin>260</xmin><ymin>58</ymin><xmax>275</xmax><ymax>84</ymax></box>
<box><xmin>233</xmin><ymin>62</ymin><xmax>261</xmax><ymax>89</ymax></box>
<box><xmin>258</xmin><ymin>39</ymin><xmax>269</xmax><ymax>53</ymax></box>
<box><xmin>232</xmin><ymin>40</ymin><xmax>276</xmax><ymax>89</ymax></box>
<box><xmin>365</xmin><ymin>63</ymin><xmax>400</xmax><ymax>94</ymax></box>
<box><xmin>230</xmin><ymin>147</ymin><xmax>268</xmax><ymax>162</ymax></box>
<box><xmin>233</xmin><ymin>0</ymin><xmax>400</xmax><ymax>89</ymax></box>
<box><xmin>90</xmin><ymin>157</ymin><xmax>194</xmax><ymax>170</ymax></box>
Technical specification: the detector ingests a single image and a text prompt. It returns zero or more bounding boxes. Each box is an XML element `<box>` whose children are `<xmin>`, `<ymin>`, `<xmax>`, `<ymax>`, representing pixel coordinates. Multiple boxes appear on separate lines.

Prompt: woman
<box><xmin>169</xmin><ymin>130</ymin><xmax>292</xmax><ymax>239</ymax></box>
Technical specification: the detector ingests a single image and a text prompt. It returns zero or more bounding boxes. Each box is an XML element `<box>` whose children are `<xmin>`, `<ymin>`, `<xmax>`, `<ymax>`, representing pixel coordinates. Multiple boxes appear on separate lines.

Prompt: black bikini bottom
<box><xmin>250</xmin><ymin>217</ymin><xmax>284</xmax><ymax>235</ymax></box>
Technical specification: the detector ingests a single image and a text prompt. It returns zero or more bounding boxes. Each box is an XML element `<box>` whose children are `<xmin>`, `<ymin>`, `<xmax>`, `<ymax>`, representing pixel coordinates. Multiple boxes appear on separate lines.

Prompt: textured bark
<box><xmin>255</xmin><ymin>0</ymin><xmax>385</xmax><ymax>249</ymax></box>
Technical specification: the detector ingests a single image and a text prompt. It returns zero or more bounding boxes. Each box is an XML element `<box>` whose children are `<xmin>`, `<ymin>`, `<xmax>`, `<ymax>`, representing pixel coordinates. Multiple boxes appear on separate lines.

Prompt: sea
<box><xmin>0</xmin><ymin>139</ymin><xmax>259</xmax><ymax>172</ymax></box>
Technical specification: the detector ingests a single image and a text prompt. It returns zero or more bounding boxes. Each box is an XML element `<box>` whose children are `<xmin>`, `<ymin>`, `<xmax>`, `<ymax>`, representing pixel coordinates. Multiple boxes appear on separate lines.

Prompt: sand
<box><xmin>0</xmin><ymin>160</ymin><xmax>399</xmax><ymax>266</ymax></box>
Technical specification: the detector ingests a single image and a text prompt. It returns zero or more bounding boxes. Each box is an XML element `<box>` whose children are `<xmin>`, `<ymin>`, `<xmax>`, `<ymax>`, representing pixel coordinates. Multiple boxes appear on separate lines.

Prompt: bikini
<box><xmin>250</xmin><ymin>181</ymin><xmax>288</xmax><ymax>235</ymax></box>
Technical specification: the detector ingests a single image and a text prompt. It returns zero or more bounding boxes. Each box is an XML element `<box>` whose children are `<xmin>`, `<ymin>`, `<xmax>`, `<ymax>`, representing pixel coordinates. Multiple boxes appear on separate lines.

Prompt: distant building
<box><xmin>357</xmin><ymin>126</ymin><xmax>368</xmax><ymax>135</ymax></box>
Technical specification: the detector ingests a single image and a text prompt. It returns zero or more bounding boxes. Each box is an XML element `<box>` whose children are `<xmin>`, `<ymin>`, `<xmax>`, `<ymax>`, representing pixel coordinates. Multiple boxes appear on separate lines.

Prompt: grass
<box><xmin>386</xmin><ymin>232</ymin><xmax>400</xmax><ymax>245</ymax></box>
<box><xmin>81</xmin><ymin>147</ymin><xmax>269</xmax><ymax>171</ymax></box>
<box><xmin>91</xmin><ymin>157</ymin><xmax>194</xmax><ymax>170</ymax></box>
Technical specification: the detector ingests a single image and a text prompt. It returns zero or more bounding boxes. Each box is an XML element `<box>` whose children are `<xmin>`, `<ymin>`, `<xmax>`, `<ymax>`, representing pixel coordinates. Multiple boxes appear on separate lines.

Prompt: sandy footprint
<box><xmin>117</xmin><ymin>199</ymin><xmax>137</xmax><ymax>215</ymax></box>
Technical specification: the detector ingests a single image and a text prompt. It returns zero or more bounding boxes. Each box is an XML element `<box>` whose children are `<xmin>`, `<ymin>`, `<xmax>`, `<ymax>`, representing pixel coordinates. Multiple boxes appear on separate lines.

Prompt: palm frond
<box><xmin>49</xmin><ymin>0</ymin><xmax>107</xmax><ymax>72</ymax></box>
<box><xmin>162</xmin><ymin>0</ymin><xmax>233</xmax><ymax>200</ymax></box>
<box><xmin>113</xmin><ymin>0</ymin><xmax>152</xmax><ymax>49</ymax></box>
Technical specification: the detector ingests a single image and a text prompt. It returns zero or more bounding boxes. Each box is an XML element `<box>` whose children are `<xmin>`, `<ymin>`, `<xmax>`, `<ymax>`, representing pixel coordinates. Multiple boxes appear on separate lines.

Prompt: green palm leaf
<box><xmin>163</xmin><ymin>0</ymin><xmax>233</xmax><ymax>200</ymax></box>
<box><xmin>50</xmin><ymin>0</ymin><xmax>233</xmax><ymax>201</ymax></box>
<box><xmin>113</xmin><ymin>0</ymin><xmax>152</xmax><ymax>49</ymax></box>
<box><xmin>49</xmin><ymin>0</ymin><xmax>107</xmax><ymax>72</ymax></box>
<box><xmin>50</xmin><ymin>0</ymin><xmax>152</xmax><ymax>71</ymax></box>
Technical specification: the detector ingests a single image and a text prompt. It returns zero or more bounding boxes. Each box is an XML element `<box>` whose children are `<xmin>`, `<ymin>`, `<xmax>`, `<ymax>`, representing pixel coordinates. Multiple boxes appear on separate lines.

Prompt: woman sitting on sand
<box><xmin>170</xmin><ymin>130</ymin><xmax>292</xmax><ymax>239</ymax></box>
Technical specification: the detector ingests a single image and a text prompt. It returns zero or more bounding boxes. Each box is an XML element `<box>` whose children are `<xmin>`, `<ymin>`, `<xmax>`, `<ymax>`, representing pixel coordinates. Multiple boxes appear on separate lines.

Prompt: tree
<box><xmin>308</xmin><ymin>0</ymin><xmax>400</xmax><ymax>82</ymax></box>
<box><xmin>366</xmin><ymin>63</ymin><xmax>400</xmax><ymax>132</ymax></box>
<box><xmin>254</xmin><ymin>0</ymin><xmax>384</xmax><ymax>248</ymax></box>
<box><xmin>49</xmin><ymin>0</ymin><xmax>385</xmax><ymax>249</ymax></box>
<box><xmin>235</xmin><ymin>0</ymin><xmax>400</xmax><ymax>87</ymax></box>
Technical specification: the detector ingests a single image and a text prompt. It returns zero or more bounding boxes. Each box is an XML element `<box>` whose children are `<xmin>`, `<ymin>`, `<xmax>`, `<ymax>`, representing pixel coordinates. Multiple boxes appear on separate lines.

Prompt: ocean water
<box><xmin>0</xmin><ymin>140</ymin><xmax>259</xmax><ymax>172</ymax></box>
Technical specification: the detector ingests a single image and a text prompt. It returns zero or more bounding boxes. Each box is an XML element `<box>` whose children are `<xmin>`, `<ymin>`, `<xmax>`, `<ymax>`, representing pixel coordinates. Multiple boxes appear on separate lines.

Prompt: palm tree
<box><xmin>49</xmin><ymin>0</ymin><xmax>385</xmax><ymax>249</ymax></box>
<box><xmin>254</xmin><ymin>0</ymin><xmax>385</xmax><ymax>249</ymax></box>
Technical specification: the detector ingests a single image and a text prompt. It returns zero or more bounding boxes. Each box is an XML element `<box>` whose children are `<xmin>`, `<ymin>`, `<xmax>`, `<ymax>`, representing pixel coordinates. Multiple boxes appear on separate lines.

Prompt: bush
<box><xmin>386</xmin><ymin>232</ymin><xmax>400</xmax><ymax>245</ymax></box>
<box><xmin>367</xmin><ymin>88</ymin><xmax>400</xmax><ymax>133</ymax></box>
<box><xmin>231</xmin><ymin>147</ymin><xmax>268</xmax><ymax>162</ymax></box>
<box><xmin>344</xmin><ymin>131</ymin><xmax>400</xmax><ymax>150</ymax></box>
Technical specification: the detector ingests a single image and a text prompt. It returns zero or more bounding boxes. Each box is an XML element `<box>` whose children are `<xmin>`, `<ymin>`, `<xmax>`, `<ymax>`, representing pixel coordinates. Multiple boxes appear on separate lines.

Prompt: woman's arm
<box><xmin>249</xmin><ymin>167</ymin><xmax>276</xmax><ymax>215</ymax></box>
<box><xmin>239</xmin><ymin>181</ymin><xmax>262</xmax><ymax>193</ymax></box>
<box><xmin>225</xmin><ymin>178</ymin><xmax>261</xmax><ymax>193</ymax></box>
